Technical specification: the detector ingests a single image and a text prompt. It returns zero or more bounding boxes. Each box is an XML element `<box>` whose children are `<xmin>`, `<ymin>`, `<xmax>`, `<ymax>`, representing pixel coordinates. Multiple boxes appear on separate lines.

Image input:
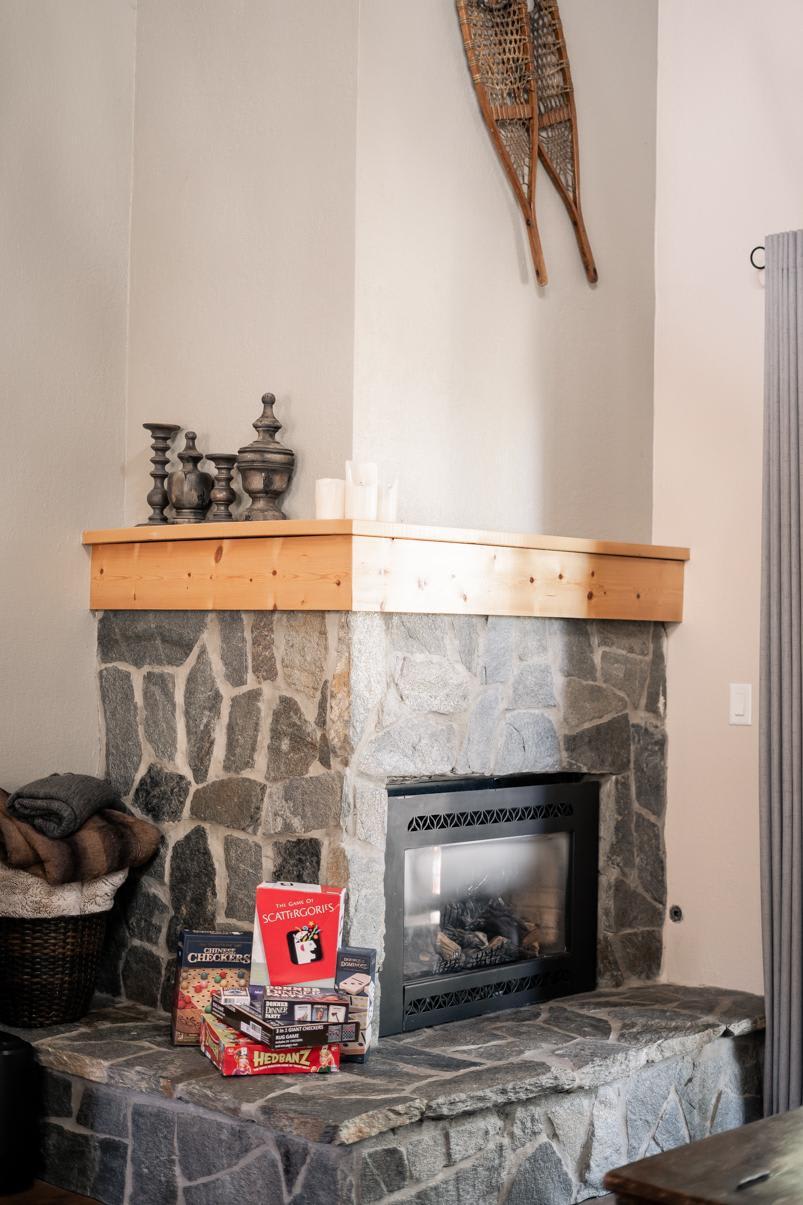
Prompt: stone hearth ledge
<box><xmin>19</xmin><ymin>984</ymin><xmax>763</xmax><ymax>1147</ymax></box>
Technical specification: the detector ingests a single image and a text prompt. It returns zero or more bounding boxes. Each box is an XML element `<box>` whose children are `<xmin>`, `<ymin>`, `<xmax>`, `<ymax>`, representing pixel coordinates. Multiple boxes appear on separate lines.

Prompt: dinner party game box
<box><xmin>248</xmin><ymin>985</ymin><xmax>350</xmax><ymax>1024</ymax></box>
<box><xmin>250</xmin><ymin>882</ymin><xmax>346</xmax><ymax>987</ymax></box>
<box><xmin>171</xmin><ymin>930</ymin><xmax>252</xmax><ymax>1046</ymax></box>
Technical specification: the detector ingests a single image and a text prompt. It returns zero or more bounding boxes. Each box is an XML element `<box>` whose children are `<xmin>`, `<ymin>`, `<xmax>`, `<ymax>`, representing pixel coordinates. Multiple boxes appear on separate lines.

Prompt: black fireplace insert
<box><xmin>379</xmin><ymin>775</ymin><xmax>599</xmax><ymax>1035</ymax></box>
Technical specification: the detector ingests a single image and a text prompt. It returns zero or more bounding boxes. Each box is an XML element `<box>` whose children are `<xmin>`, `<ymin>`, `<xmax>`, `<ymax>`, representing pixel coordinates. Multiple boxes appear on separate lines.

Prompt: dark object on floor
<box><xmin>0</xmin><ymin>1182</ymin><xmax>98</xmax><ymax>1203</ymax></box>
<box><xmin>604</xmin><ymin>1106</ymin><xmax>803</xmax><ymax>1202</ymax></box>
<box><xmin>0</xmin><ymin>1032</ymin><xmax>37</xmax><ymax>1192</ymax></box>
<box><xmin>7</xmin><ymin>774</ymin><xmax>123</xmax><ymax>839</ymax></box>
<box><xmin>138</xmin><ymin>421</ymin><xmax>180</xmax><ymax>525</ymax></box>
<box><xmin>166</xmin><ymin>430</ymin><xmax>213</xmax><ymax>523</ymax></box>
<box><xmin>0</xmin><ymin>914</ymin><xmax>106</xmax><ymax>1028</ymax></box>
<box><xmin>237</xmin><ymin>393</ymin><xmax>296</xmax><ymax>520</ymax></box>
<box><xmin>0</xmin><ymin>791</ymin><xmax>160</xmax><ymax>886</ymax></box>
<box><xmin>206</xmin><ymin>453</ymin><xmax>238</xmax><ymax>521</ymax></box>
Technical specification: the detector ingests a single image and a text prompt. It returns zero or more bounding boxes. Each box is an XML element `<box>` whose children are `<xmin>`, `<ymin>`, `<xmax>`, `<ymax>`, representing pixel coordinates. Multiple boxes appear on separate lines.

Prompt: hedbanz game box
<box><xmin>250</xmin><ymin>882</ymin><xmax>346</xmax><ymax>987</ymax></box>
<box><xmin>171</xmin><ymin>930</ymin><xmax>252</xmax><ymax>1045</ymax></box>
<box><xmin>200</xmin><ymin>1013</ymin><xmax>340</xmax><ymax>1076</ymax></box>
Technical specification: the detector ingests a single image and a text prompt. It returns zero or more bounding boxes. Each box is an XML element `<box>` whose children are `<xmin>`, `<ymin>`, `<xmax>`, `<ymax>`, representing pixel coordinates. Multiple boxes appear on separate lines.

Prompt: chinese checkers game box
<box><xmin>171</xmin><ymin>931</ymin><xmax>252</xmax><ymax>1045</ymax></box>
<box><xmin>250</xmin><ymin>882</ymin><xmax>346</xmax><ymax>987</ymax></box>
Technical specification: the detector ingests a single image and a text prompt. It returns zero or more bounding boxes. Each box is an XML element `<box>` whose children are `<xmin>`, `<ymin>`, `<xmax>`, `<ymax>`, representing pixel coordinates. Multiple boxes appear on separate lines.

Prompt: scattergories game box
<box><xmin>250</xmin><ymin>882</ymin><xmax>346</xmax><ymax>988</ymax></box>
<box><xmin>171</xmin><ymin>930</ymin><xmax>252</xmax><ymax>1045</ymax></box>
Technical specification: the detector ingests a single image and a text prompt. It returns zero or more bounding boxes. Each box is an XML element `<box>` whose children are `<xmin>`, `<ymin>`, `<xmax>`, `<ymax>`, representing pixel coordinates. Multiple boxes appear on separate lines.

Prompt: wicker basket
<box><xmin>0</xmin><ymin>913</ymin><xmax>107</xmax><ymax>1028</ymax></box>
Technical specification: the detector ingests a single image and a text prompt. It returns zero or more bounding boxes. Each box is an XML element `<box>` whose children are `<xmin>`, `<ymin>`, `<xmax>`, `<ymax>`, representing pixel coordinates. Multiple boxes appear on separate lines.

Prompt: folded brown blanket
<box><xmin>7</xmin><ymin>773</ymin><xmax>124</xmax><ymax>838</ymax></box>
<box><xmin>0</xmin><ymin>790</ymin><xmax>161</xmax><ymax>886</ymax></box>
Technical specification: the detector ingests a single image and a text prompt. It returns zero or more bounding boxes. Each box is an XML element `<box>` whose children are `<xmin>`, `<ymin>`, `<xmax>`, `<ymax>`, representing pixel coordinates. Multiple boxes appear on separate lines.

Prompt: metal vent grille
<box><xmin>403</xmin><ymin>968</ymin><xmax>571</xmax><ymax>1017</ymax></box>
<box><xmin>407</xmin><ymin>801</ymin><xmax>574</xmax><ymax>832</ymax></box>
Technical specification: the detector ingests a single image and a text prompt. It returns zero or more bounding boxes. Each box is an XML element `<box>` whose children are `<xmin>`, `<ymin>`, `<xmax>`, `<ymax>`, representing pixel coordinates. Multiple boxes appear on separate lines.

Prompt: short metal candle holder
<box><xmin>237</xmin><ymin>393</ymin><xmax>296</xmax><ymax>521</ymax></box>
<box><xmin>139</xmin><ymin>422</ymin><xmax>180</xmax><ymax>525</ymax></box>
<box><xmin>206</xmin><ymin>453</ymin><xmax>237</xmax><ymax>522</ymax></box>
<box><xmin>166</xmin><ymin>431</ymin><xmax>214</xmax><ymax>523</ymax></box>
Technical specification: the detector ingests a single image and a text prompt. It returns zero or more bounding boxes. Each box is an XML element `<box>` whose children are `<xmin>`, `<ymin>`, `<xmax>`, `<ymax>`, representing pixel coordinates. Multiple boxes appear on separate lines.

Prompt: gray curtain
<box><xmin>761</xmin><ymin>229</ymin><xmax>803</xmax><ymax>1115</ymax></box>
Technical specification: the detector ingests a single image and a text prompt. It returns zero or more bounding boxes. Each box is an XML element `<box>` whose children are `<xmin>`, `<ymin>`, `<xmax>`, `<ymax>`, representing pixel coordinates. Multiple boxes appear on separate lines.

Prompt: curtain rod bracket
<box><xmin>751</xmin><ymin>245</ymin><xmax>766</xmax><ymax>270</ymax></box>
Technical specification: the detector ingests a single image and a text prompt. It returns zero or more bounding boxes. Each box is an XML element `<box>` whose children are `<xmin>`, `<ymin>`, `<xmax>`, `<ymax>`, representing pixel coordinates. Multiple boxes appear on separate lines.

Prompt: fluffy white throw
<box><xmin>0</xmin><ymin>864</ymin><xmax>127</xmax><ymax>918</ymax></box>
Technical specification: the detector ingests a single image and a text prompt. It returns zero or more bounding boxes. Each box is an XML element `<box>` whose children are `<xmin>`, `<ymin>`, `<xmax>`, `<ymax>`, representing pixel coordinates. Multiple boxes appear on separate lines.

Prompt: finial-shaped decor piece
<box><xmin>237</xmin><ymin>393</ymin><xmax>296</xmax><ymax>521</ymax></box>
<box><xmin>166</xmin><ymin>431</ymin><xmax>213</xmax><ymax>523</ymax></box>
<box><xmin>139</xmin><ymin>422</ymin><xmax>180</xmax><ymax>525</ymax></box>
<box><xmin>206</xmin><ymin>453</ymin><xmax>238</xmax><ymax>522</ymax></box>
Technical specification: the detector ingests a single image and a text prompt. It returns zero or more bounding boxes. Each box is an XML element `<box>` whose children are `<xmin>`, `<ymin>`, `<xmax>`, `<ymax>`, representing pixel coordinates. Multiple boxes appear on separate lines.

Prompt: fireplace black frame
<box><xmin>379</xmin><ymin>775</ymin><xmax>599</xmax><ymax>1035</ymax></box>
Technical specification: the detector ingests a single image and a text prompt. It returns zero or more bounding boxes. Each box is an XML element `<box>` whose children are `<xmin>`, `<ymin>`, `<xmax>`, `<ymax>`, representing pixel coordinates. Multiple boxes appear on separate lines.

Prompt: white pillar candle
<box><xmin>314</xmin><ymin>478</ymin><xmax>346</xmax><ymax>519</ymax></box>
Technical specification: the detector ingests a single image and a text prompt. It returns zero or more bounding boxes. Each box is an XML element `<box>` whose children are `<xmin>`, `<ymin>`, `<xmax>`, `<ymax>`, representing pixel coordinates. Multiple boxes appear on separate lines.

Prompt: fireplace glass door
<box><xmin>380</xmin><ymin>776</ymin><xmax>598</xmax><ymax>1034</ymax></box>
<box><xmin>403</xmin><ymin>832</ymin><xmax>571</xmax><ymax>980</ymax></box>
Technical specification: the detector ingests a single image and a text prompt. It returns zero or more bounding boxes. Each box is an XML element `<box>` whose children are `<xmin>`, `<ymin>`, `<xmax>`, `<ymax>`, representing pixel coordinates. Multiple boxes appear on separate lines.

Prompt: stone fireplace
<box><xmin>96</xmin><ymin>608</ymin><xmax>668</xmax><ymax>1027</ymax></box>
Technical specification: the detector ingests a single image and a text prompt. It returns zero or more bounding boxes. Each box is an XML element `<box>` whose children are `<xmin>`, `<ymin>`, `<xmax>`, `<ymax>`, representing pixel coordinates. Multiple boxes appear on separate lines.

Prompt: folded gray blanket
<box><xmin>7</xmin><ymin>773</ymin><xmax>125</xmax><ymax>838</ymax></box>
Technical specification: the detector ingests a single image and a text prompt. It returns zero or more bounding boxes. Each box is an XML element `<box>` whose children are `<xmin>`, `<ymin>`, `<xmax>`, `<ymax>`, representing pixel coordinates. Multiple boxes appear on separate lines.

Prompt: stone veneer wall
<box><xmin>96</xmin><ymin>612</ymin><xmax>667</xmax><ymax>1014</ymax></box>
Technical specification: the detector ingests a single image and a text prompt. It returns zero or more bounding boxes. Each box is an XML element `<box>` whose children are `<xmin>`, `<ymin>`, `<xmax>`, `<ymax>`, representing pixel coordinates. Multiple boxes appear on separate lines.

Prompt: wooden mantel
<box><xmin>82</xmin><ymin>520</ymin><xmax>689</xmax><ymax>621</ymax></box>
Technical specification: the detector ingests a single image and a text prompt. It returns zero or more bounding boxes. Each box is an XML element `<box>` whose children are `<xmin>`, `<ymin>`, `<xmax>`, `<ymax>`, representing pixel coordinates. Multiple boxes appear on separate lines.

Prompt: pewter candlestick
<box><xmin>237</xmin><ymin>393</ymin><xmax>296</xmax><ymax>521</ymax></box>
<box><xmin>207</xmin><ymin>453</ymin><xmax>237</xmax><ymax>522</ymax></box>
<box><xmin>166</xmin><ymin>431</ymin><xmax>214</xmax><ymax>523</ymax></box>
<box><xmin>139</xmin><ymin>422</ymin><xmax>180</xmax><ymax>525</ymax></box>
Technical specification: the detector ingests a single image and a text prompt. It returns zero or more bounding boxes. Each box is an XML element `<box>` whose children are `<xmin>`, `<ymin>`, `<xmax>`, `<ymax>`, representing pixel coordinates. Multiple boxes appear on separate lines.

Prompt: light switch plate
<box><xmin>729</xmin><ymin>683</ymin><xmax>752</xmax><ymax>726</ymax></box>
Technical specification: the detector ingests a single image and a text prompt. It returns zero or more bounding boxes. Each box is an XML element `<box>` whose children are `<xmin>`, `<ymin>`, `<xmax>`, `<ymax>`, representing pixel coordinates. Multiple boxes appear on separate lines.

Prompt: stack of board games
<box><xmin>335</xmin><ymin>947</ymin><xmax>377</xmax><ymax>1063</ymax></box>
<box><xmin>250</xmin><ymin>881</ymin><xmax>346</xmax><ymax>988</ymax></box>
<box><xmin>171</xmin><ymin>931</ymin><xmax>252</xmax><ymax>1045</ymax></box>
<box><xmin>200</xmin><ymin>1012</ymin><xmax>339</xmax><ymax>1076</ymax></box>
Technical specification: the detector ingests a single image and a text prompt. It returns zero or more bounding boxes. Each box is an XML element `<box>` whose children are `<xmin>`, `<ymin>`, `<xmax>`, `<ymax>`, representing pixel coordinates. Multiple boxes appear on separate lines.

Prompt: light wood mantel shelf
<box><xmin>83</xmin><ymin>520</ymin><xmax>689</xmax><ymax>621</ymax></box>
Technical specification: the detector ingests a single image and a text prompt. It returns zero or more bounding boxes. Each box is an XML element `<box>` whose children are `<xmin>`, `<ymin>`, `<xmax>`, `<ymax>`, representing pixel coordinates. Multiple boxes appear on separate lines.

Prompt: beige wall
<box><xmin>124</xmin><ymin>0</ymin><xmax>359</xmax><ymax>525</ymax></box>
<box><xmin>0</xmin><ymin>0</ymin><xmax>135</xmax><ymax>788</ymax></box>
<box><xmin>352</xmin><ymin>0</ymin><xmax>658</xmax><ymax>539</ymax></box>
<box><xmin>653</xmin><ymin>0</ymin><xmax>803</xmax><ymax>993</ymax></box>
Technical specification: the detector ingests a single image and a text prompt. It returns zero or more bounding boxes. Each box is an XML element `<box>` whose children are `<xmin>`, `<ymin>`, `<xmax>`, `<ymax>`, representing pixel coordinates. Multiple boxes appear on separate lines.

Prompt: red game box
<box><xmin>250</xmin><ymin>882</ymin><xmax>346</xmax><ymax>987</ymax></box>
<box><xmin>200</xmin><ymin>1013</ymin><xmax>340</xmax><ymax>1076</ymax></box>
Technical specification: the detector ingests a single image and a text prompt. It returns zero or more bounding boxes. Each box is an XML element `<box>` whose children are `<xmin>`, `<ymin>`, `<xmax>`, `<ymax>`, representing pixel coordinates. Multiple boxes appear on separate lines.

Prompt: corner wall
<box><xmin>352</xmin><ymin>0</ymin><xmax>658</xmax><ymax>540</ymax></box>
<box><xmin>0</xmin><ymin>0</ymin><xmax>135</xmax><ymax>788</ymax></box>
<box><xmin>652</xmin><ymin>0</ymin><xmax>803</xmax><ymax>993</ymax></box>
<box><xmin>123</xmin><ymin>1</ymin><xmax>359</xmax><ymax>526</ymax></box>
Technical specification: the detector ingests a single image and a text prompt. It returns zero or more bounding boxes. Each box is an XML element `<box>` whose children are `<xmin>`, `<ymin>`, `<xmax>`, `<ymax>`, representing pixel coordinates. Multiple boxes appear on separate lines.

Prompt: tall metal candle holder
<box><xmin>139</xmin><ymin>422</ymin><xmax>180</xmax><ymax>525</ymax></box>
<box><xmin>206</xmin><ymin>453</ymin><xmax>237</xmax><ymax>522</ymax></box>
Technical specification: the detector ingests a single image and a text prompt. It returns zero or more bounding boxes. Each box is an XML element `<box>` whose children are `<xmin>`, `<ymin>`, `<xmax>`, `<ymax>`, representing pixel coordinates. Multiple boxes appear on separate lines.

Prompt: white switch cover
<box><xmin>729</xmin><ymin>683</ymin><xmax>752</xmax><ymax>726</ymax></box>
